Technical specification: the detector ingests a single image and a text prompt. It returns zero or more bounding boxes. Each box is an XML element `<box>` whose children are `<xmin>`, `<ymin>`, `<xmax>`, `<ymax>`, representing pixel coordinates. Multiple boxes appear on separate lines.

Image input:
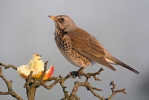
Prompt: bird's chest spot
<box><xmin>55</xmin><ymin>35</ymin><xmax>72</xmax><ymax>51</ymax></box>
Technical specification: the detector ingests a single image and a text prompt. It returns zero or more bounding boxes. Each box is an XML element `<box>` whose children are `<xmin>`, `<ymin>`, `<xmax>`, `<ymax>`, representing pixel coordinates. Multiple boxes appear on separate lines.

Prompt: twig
<box><xmin>69</xmin><ymin>81</ymin><xmax>103</xmax><ymax>100</ymax></box>
<box><xmin>24</xmin><ymin>61</ymin><xmax>50</xmax><ymax>100</ymax></box>
<box><xmin>80</xmin><ymin>68</ymin><xmax>104</xmax><ymax>81</ymax></box>
<box><xmin>107</xmin><ymin>81</ymin><xmax>126</xmax><ymax>100</ymax></box>
<box><xmin>0</xmin><ymin>67</ymin><xmax>23</xmax><ymax>100</ymax></box>
<box><xmin>0</xmin><ymin>61</ymin><xmax>127</xmax><ymax>100</ymax></box>
<box><xmin>38</xmin><ymin>77</ymin><xmax>59</xmax><ymax>90</ymax></box>
<box><xmin>24</xmin><ymin>71</ymin><xmax>33</xmax><ymax>88</ymax></box>
<box><xmin>0</xmin><ymin>62</ymin><xmax>17</xmax><ymax>70</ymax></box>
<box><xmin>39</xmin><ymin>61</ymin><xmax>48</xmax><ymax>81</ymax></box>
<box><xmin>59</xmin><ymin>75</ymin><xmax>69</xmax><ymax>99</ymax></box>
<box><xmin>31</xmin><ymin>61</ymin><xmax>59</xmax><ymax>90</ymax></box>
<box><xmin>23</xmin><ymin>71</ymin><xmax>37</xmax><ymax>100</ymax></box>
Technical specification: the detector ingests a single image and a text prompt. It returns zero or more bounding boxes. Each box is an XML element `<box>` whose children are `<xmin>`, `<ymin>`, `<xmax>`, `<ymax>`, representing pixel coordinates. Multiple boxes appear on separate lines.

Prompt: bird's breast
<box><xmin>54</xmin><ymin>31</ymin><xmax>91</xmax><ymax>67</ymax></box>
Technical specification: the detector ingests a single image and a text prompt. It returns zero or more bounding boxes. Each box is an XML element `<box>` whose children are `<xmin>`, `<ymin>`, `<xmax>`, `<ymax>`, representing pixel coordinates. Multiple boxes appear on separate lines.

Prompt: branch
<box><xmin>23</xmin><ymin>61</ymin><xmax>59</xmax><ymax>100</ymax></box>
<box><xmin>33</xmin><ymin>61</ymin><xmax>60</xmax><ymax>89</ymax></box>
<box><xmin>80</xmin><ymin>68</ymin><xmax>104</xmax><ymax>81</ymax></box>
<box><xmin>0</xmin><ymin>61</ymin><xmax>127</xmax><ymax>100</ymax></box>
<box><xmin>23</xmin><ymin>61</ymin><xmax>49</xmax><ymax>100</ymax></box>
<box><xmin>40</xmin><ymin>77</ymin><xmax>59</xmax><ymax>90</ymax></box>
<box><xmin>69</xmin><ymin>81</ymin><xmax>103</xmax><ymax>100</ymax></box>
<box><xmin>0</xmin><ymin>62</ymin><xmax>17</xmax><ymax>70</ymax></box>
<box><xmin>107</xmin><ymin>81</ymin><xmax>126</xmax><ymax>100</ymax></box>
<box><xmin>28</xmin><ymin>61</ymin><xmax>60</xmax><ymax>90</ymax></box>
<box><xmin>0</xmin><ymin>67</ymin><xmax>23</xmax><ymax>100</ymax></box>
<box><xmin>39</xmin><ymin>61</ymin><xmax>49</xmax><ymax>81</ymax></box>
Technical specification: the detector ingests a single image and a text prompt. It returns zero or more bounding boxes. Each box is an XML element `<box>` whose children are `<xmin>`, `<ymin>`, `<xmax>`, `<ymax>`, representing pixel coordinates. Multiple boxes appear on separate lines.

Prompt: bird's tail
<box><xmin>111</xmin><ymin>57</ymin><xmax>140</xmax><ymax>74</ymax></box>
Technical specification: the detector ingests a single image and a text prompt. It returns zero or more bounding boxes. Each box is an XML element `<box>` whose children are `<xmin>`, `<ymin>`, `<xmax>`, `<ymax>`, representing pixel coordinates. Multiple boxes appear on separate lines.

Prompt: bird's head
<box><xmin>49</xmin><ymin>15</ymin><xmax>77</xmax><ymax>32</ymax></box>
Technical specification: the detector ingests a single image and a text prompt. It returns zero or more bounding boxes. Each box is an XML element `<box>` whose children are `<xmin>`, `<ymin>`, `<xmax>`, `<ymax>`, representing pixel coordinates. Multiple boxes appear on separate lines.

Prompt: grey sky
<box><xmin>0</xmin><ymin>0</ymin><xmax>149</xmax><ymax>100</ymax></box>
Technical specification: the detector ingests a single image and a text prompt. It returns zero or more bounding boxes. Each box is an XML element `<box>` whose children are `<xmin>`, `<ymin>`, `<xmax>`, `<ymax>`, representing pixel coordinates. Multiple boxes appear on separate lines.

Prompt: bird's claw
<box><xmin>70</xmin><ymin>71</ymin><xmax>82</xmax><ymax>78</ymax></box>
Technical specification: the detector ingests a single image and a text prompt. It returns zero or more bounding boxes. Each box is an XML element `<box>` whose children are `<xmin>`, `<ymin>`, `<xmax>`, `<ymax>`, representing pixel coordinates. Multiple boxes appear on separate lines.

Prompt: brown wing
<box><xmin>67</xmin><ymin>28</ymin><xmax>105</xmax><ymax>56</ymax></box>
<box><xmin>67</xmin><ymin>28</ymin><xmax>116</xmax><ymax>71</ymax></box>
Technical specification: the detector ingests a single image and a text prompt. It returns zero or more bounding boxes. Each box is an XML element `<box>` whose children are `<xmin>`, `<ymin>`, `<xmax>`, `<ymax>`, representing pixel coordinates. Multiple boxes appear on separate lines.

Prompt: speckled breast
<box><xmin>54</xmin><ymin>30</ymin><xmax>91</xmax><ymax>67</ymax></box>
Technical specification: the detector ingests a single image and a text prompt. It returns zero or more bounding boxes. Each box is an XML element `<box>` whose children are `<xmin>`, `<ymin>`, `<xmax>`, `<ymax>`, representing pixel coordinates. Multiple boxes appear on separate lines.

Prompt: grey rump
<box><xmin>49</xmin><ymin>15</ymin><xmax>139</xmax><ymax>74</ymax></box>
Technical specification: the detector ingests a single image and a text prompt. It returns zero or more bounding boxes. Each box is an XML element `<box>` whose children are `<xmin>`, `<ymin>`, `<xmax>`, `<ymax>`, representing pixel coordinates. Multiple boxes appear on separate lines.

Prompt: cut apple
<box><xmin>17</xmin><ymin>54</ymin><xmax>54</xmax><ymax>80</ymax></box>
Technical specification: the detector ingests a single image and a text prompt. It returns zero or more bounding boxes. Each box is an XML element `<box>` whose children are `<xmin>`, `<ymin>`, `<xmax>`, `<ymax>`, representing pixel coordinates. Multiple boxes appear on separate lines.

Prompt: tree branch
<box><xmin>0</xmin><ymin>62</ymin><xmax>17</xmax><ymax>70</ymax></box>
<box><xmin>0</xmin><ymin>61</ymin><xmax>127</xmax><ymax>100</ymax></box>
<box><xmin>0</xmin><ymin>67</ymin><xmax>23</xmax><ymax>100</ymax></box>
<box><xmin>69</xmin><ymin>81</ymin><xmax>103</xmax><ymax>100</ymax></box>
<box><xmin>107</xmin><ymin>81</ymin><xmax>126</xmax><ymax>100</ymax></box>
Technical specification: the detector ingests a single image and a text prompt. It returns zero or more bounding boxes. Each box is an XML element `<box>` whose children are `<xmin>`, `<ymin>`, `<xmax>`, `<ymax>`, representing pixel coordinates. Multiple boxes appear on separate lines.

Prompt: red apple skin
<box><xmin>43</xmin><ymin>66</ymin><xmax>54</xmax><ymax>80</ymax></box>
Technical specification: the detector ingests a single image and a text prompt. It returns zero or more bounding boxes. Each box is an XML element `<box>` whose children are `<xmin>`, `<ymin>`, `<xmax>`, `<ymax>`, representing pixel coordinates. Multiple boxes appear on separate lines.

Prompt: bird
<box><xmin>49</xmin><ymin>15</ymin><xmax>139</xmax><ymax>74</ymax></box>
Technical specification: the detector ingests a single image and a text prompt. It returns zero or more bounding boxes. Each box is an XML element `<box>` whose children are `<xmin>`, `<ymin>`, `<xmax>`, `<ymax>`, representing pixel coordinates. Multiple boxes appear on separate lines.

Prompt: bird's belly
<box><xmin>55</xmin><ymin>37</ymin><xmax>91</xmax><ymax>67</ymax></box>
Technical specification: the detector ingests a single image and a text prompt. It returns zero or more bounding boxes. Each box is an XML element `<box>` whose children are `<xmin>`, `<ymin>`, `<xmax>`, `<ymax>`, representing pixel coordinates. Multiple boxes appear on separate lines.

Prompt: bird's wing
<box><xmin>67</xmin><ymin>28</ymin><xmax>105</xmax><ymax>57</ymax></box>
<box><xmin>67</xmin><ymin>28</ymin><xmax>116</xmax><ymax>71</ymax></box>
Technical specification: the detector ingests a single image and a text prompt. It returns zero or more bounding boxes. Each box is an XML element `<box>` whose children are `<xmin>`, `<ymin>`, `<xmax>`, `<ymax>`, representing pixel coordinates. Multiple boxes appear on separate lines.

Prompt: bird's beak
<box><xmin>49</xmin><ymin>15</ymin><xmax>57</xmax><ymax>21</ymax></box>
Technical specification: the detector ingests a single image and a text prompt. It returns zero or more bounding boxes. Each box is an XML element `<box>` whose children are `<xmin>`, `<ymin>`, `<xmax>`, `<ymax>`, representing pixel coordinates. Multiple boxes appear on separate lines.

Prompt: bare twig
<box><xmin>39</xmin><ymin>61</ymin><xmax>48</xmax><ymax>81</ymax></box>
<box><xmin>0</xmin><ymin>67</ymin><xmax>23</xmax><ymax>100</ymax></box>
<box><xmin>59</xmin><ymin>67</ymin><xmax>104</xmax><ymax>100</ymax></box>
<box><xmin>23</xmin><ymin>71</ymin><xmax>37</xmax><ymax>100</ymax></box>
<box><xmin>0</xmin><ymin>61</ymin><xmax>127</xmax><ymax>100</ymax></box>
<box><xmin>69</xmin><ymin>81</ymin><xmax>103</xmax><ymax>100</ymax></box>
<box><xmin>0</xmin><ymin>62</ymin><xmax>17</xmax><ymax>70</ymax></box>
<box><xmin>79</xmin><ymin>68</ymin><xmax>104</xmax><ymax>81</ymax></box>
<box><xmin>24</xmin><ymin>61</ymin><xmax>50</xmax><ymax>100</ymax></box>
<box><xmin>31</xmin><ymin>61</ymin><xmax>59</xmax><ymax>90</ymax></box>
<box><xmin>59</xmin><ymin>75</ymin><xmax>69</xmax><ymax>99</ymax></box>
<box><xmin>40</xmin><ymin>77</ymin><xmax>59</xmax><ymax>89</ymax></box>
<box><xmin>107</xmin><ymin>81</ymin><xmax>126</xmax><ymax>100</ymax></box>
<box><xmin>24</xmin><ymin>71</ymin><xmax>33</xmax><ymax>88</ymax></box>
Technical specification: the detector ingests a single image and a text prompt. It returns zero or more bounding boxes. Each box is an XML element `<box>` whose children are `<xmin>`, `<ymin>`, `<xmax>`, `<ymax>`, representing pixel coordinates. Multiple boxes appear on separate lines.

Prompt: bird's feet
<box><xmin>70</xmin><ymin>71</ymin><xmax>79</xmax><ymax>78</ymax></box>
<box><xmin>70</xmin><ymin>67</ymin><xmax>84</xmax><ymax>78</ymax></box>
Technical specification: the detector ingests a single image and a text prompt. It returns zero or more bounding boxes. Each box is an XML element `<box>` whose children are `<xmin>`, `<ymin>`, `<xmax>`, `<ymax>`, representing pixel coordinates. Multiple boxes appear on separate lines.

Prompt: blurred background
<box><xmin>0</xmin><ymin>0</ymin><xmax>149</xmax><ymax>100</ymax></box>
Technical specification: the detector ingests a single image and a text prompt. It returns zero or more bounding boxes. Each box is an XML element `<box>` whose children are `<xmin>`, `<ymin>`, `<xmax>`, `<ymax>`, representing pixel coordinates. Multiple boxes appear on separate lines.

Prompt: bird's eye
<box><xmin>59</xmin><ymin>18</ymin><xmax>64</xmax><ymax>23</ymax></box>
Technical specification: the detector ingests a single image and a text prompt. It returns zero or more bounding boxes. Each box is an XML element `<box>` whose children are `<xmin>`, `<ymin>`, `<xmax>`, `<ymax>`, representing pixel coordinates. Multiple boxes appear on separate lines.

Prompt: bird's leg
<box><xmin>70</xmin><ymin>67</ymin><xmax>84</xmax><ymax>78</ymax></box>
<box><xmin>77</xmin><ymin>67</ymin><xmax>84</xmax><ymax>73</ymax></box>
<box><xmin>77</xmin><ymin>67</ymin><xmax>85</xmax><ymax>78</ymax></box>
